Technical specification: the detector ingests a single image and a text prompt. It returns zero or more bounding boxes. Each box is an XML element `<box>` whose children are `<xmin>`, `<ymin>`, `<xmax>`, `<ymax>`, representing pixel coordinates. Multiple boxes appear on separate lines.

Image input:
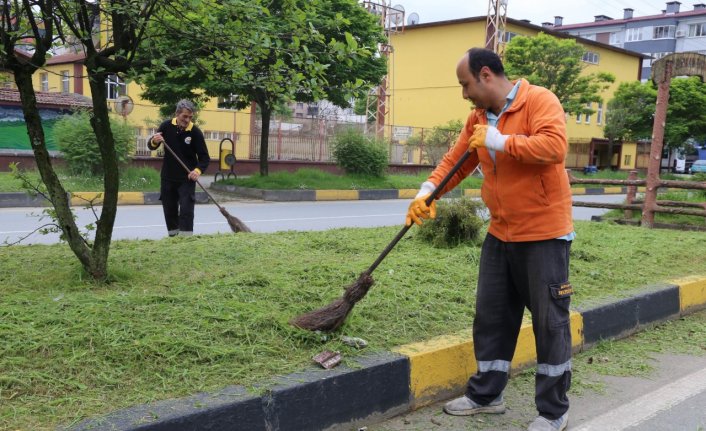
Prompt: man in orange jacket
<box><xmin>406</xmin><ymin>48</ymin><xmax>573</xmax><ymax>431</ymax></box>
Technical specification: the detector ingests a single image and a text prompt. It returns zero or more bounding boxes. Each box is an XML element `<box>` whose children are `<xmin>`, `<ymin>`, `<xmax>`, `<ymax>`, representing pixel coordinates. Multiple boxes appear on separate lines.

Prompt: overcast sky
<box><xmin>394</xmin><ymin>0</ymin><xmax>688</xmax><ymax>26</ymax></box>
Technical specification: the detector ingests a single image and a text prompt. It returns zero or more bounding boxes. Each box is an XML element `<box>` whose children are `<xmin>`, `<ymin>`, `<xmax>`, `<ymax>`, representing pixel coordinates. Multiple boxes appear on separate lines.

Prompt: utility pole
<box><xmin>362</xmin><ymin>1</ymin><xmax>404</xmax><ymax>139</ymax></box>
<box><xmin>485</xmin><ymin>0</ymin><xmax>508</xmax><ymax>57</ymax></box>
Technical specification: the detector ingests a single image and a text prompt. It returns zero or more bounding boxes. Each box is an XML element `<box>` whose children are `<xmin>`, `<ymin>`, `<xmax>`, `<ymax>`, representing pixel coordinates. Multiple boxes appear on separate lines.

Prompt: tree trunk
<box><xmin>82</xmin><ymin>64</ymin><xmax>120</xmax><ymax>280</ymax></box>
<box><xmin>13</xmin><ymin>71</ymin><xmax>95</xmax><ymax>273</ymax></box>
<box><xmin>259</xmin><ymin>104</ymin><xmax>271</xmax><ymax>176</ymax></box>
<box><xmin>642</xmin><ymin>60</ymin><xmax>672</xmax><ymax>228</ymax></box>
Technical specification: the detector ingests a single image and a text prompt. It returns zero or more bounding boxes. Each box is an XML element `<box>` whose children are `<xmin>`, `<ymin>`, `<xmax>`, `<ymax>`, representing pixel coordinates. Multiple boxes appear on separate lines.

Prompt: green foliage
<box><xmin>332</xmin><ymin>129</ymin><xmax>389</xmax><ymax>177</ymax></box>
<box><xmin>417</xmin><ymin>197</ymin><xmax>486</xmax><ymax>248</ymax></box>
<box><xmin>133</xmin><ymin>0</ymin><xmax>386</xmax><ymax>175</ymax></box>
<box><xmin>53</xmin><ymin>111</ymin><xmax>135</xmax><ymax>175</ymax></box>
<box><xmin>504</xmin><ymin>33</ymin><xmax>615</xmax><ymax>116</ymax></box>
<box><xmin>407</xmin><ymin>120</ymin><xmax>463</xmax><ymax>166</ymax></box>
<box><xmin>604</xmin><ymin>81</ymin><xmax>657</xmax><ymax>143</ymax></box>
<box><xmin>605</xmin><ymin>77</ymin><xmax>706</xmax><ymax>150</ymax></box>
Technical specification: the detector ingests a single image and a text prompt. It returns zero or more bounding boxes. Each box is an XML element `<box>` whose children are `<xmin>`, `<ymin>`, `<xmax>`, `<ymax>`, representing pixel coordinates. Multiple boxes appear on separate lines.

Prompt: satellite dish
<box><xmin>407</xmin><ymin>12</ymin><xmax>420</xmax><ymax>25</ymax></box>
<box><xmin>114</xmin><ymin>95</ymin><xmax>134</xmax><ymax>116</ymax></box>
<box><xmin>390</xmin><ymin>4</ymin><xmax>405</xmax><ymax>25</ymax></box>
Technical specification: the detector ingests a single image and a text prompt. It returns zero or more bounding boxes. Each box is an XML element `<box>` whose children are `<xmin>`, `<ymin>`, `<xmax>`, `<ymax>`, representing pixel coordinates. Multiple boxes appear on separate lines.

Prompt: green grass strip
<box><xmin>1</xmin><ymin>222</ymin><xmax>706</xmax><ymax>429</ymax></box>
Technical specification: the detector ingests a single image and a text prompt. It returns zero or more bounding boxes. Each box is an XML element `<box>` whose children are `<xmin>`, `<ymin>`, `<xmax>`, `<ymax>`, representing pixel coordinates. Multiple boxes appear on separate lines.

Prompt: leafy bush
<box><xmin>332</xmin><ymin>128</ymin><xmax>388</xmax><ymax>177</ymax></box>
<box><xmin>53</xmin><ymin>110</ymin><xmax>135</xmax><ymax>175</ymax></box>
<box><xmin>417</xmin><ymin>197</ymin><xmax>486</xmax><ymax>248</ymax></box>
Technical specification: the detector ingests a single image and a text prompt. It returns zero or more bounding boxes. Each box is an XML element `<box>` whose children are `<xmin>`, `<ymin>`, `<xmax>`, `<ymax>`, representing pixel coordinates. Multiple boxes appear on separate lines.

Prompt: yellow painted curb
<box><xmin>511</xmin><ymin>311</ymin><xmax>584</xmax><ymax>370</ymax></box>
<box><xmin>71</xmin><ymin>192</ymin><xmax>103</xmax><ymax>206</ymax></box>
<box><xmin>393</xmin><ymin>311</ymin><xmax>583</xmax><ymax>407</ymax></box>
<box><xmin>398</xmin><ymin>189</ymin><xmax>417</xmax><ymax>199</ymax></box>
<box><xmin>463</xmin><ymin>189</ymin><xmax>481</xmax><ymax>197</ymax></box>
<box><xmin>602</xmin><ymin>186</ymin><xmax>624</xmax><ymax>194</ymax></box>
<box><xmin>671</xmin><ymin>275</ymin><xmax>706</xmax><ymax>312</ymax></box>
<box><xmin>393</xmin><ymin>330</ymin><xmax>475</xmax><ymax>407</ymax></box>
<box><xmin>571</xmin><ymin>188</ymin><xmax>586</xmax><ymax>195</ymax></box>
<box><xmin>117</xmin><ymin>192</ymin><xmax>145</xmax><ymax>205</ymax></box>
<box><xmin>315</xmin><ymin>190</ymin><xmax>359</xmax><ymax>201</ymax></box>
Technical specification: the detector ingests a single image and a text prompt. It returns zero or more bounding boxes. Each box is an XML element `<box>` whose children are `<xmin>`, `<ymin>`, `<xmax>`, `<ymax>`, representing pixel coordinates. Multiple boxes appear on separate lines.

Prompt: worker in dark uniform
<box><xmin>148</xmin><ymin>99</ymin><xmax>210</xmax><ymax>237</ymax></box>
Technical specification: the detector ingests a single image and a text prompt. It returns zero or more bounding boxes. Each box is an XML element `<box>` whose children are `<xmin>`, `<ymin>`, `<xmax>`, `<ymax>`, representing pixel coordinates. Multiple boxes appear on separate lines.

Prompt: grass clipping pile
<box><xmin>417</xmin><ymin>196</ymin><xmax>486</xmax><ymax>248</ymax></box>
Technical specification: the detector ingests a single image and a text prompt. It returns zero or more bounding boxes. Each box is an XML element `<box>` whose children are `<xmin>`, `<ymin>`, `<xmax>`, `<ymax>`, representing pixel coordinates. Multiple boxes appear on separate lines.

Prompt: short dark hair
<box><xmin>466</xmin><ymin>48</ymin><xmax>505</xmax><ymax>79</ymax></box>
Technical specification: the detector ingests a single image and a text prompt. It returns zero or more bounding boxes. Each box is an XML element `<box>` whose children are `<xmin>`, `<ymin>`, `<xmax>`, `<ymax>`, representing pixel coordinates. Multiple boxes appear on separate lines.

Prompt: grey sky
<box><xmin>392</xmin><ymin>0</ymin><xmax>690</xmax><ymax>27</ymax></box>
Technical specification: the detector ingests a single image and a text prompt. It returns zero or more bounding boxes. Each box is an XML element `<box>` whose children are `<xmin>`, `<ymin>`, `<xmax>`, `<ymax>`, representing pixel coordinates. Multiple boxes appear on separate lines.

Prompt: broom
<box><xmin>160</xmin><ymin>140</ymin><xmax>251</xmax><ymax>233</ymax></box>
<box><xmin>291</xmin><ymin>149</ymin><xmax>474</xmax><ymax>331</ymax></box>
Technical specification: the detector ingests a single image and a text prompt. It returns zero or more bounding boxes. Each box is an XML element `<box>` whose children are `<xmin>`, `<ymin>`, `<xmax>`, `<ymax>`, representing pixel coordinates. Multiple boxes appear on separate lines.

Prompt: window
<box><xmin>689</xmin><ymin>23</ymin><xmax>706</xmax><ymax>37</ymax></box>
<box><xmin>105</xmin><ymin>74</ymin><xmax>126</xmax><ymax>99</ymax></box>
<box><xmin>609</xmin><ymin>32</ymin><xmax>622</xmax><ymax>46</ymax></box>
<box><xmin>597</xmin><ymin>102</ymin><xmax>603</xmax><ymax>125</ymax></box>
<box><xmin>502</xmin><ymin>31</ymin><xmax>518</xmax><ymax>43</ymax></box>
<box><xmin>653</xmin><ymin>25</ymin><xmax>675</xmax><ymax>39</ymax></box>
<box><xmin>584</xmin><ymin>103</ymin><xmax>592</xmax><ymax>124</ymax></box>
<box><xmin>218</xmin><ymin>95</ymin><xmax>238</xmax><ymax>109</ymax></box>
<box><xmin>40</xmin><ymin>73</ymin><xmax>48</xmax><ymax>92</ymax></box>
<box><xmin>582</xmin><ymin>51</ymin><xmax>599</xmax><ymax>64</ymax></box>
<box><xmin>645</xmin><ymin>52</ymin><xmax>670</xmax><ymax>66</ymax></box>
<box><xmin>626</xmin><ymin>27</ymin><xmax>643</xmax><ymax>42</ymax></box>
<box><xmin>61</xmin><ymin>70</ymin><xmax>69</xmax><ymax>93</ymax></box>
<box><xmin>624</xmin><ymin>155</ymin><xmax>632</xmax><ymax>166</ymax></box>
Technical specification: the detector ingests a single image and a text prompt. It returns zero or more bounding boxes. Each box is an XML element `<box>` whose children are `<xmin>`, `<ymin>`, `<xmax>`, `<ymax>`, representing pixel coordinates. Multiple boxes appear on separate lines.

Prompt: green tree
<box><xmin>407</xmin><ymin>120</ymin><xmax>463</xmax><ymax>166</ymax></box>
<box><xmin>604</xmin><ymin>77</ymin><xmax>706</xmax><ymax>151</ymax></box>
<box><xmin>1</xmin><ymin>1</ymin><xmax>165</xmax><ymax>280</ymax></box>
<box><xmin>135</xmin><ymin>0</ymin><xmax>386</xmax><ymax>176</ymax></box>
<box><xmin>503</xmin><ymin>32</ymin><xmax>615</xmax><ymax>116</ymax></box>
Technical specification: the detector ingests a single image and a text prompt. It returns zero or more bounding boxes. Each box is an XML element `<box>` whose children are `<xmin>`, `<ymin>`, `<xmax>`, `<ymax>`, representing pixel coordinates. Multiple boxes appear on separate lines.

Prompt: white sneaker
<box><xmin>527</xmin><ymin>412</ymin><xmax>568</xmax><ymax>431</ymax></box>
<box><xmin>443</xmin><ymin>394</ymin><xmax>506</xmax><ymax>416</ymax></box>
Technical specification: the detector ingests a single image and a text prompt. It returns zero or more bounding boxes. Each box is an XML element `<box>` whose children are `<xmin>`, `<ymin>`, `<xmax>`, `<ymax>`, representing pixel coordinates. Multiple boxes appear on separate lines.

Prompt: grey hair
<box><xmin>175</xmin><ymin>99</ymin><xmax>195</xmax><ymax>114</ymax></box>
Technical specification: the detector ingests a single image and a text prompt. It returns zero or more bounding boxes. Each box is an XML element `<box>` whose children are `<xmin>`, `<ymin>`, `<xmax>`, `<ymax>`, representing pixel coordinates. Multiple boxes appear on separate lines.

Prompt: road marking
<box><xmin>574</xmin><ymin>366</ymin><xmax>706</xmax><ymax>431</ymax></box>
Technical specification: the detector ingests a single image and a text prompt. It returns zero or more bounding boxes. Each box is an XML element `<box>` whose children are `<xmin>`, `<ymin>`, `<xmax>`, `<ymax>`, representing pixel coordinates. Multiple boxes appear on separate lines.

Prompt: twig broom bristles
<box><xmin>291</xmin><ymin>150</ymin><xmax>473</xmax><ymax>331</ymax></box>
<box><xmin>161</xmin><ymin>141</ymin><xmax>250</xmax><ymax>233</ymax></box>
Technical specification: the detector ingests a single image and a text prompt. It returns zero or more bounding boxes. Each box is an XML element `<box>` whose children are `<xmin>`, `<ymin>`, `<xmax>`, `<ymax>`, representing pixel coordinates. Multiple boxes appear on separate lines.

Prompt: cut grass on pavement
<box><xmin>1</xmin><ymin>221</ymin><xmax>706</xmax><ymax>430</ymax></box>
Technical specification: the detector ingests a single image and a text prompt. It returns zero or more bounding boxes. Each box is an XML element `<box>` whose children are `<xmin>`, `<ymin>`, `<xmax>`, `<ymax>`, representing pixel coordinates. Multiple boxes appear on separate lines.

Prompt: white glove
<box><xmin>415</xmin><ymin>181</ymin><xmax>436</xmax><ymax>198</ymax></box>
<box><xmin>469</xmin><ymin>125</ymin><xmax>508</xmax><ymax>152</ymax></box>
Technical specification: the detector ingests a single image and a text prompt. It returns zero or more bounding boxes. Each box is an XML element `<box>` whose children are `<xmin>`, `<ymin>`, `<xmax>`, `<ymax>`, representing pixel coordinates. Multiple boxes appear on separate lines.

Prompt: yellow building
<box><xmin>28</xmin><ymin>51</ymin><xmax>253</xmax><ymax>162</ymax></box>
<box><xmin>388</xmin><ymin>17</ymin><xmax>646</xmax><ymax>169</ymax></box>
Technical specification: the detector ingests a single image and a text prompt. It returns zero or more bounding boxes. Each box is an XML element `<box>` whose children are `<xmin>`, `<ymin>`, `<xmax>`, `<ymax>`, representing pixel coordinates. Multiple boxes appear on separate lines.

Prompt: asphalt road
<box><xmin>0</xmin><ymin>194</ymin><xmax>626</xmax><ymax>245</ymax></box>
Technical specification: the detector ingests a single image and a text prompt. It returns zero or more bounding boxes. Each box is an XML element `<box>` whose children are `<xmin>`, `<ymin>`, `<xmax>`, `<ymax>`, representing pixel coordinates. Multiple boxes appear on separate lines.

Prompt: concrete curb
<box><xmin>0</xmin><ymin>191</ymin><xmax>209</xmax><ymax>208</ymax></box>
<box><xmin>66</xmin><ymin>276</ymin><xmax>706</xmax><ymax>431</ymax></box>
<box><xmin>0</xmin><ymin>185</ymin><xmax>669</xmax><ymax>207</ymax></box>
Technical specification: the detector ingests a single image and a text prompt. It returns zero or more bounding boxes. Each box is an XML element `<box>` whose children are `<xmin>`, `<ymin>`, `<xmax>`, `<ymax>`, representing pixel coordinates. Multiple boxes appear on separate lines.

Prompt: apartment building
<box><xmin>550</xmin><ymin>1</ymin><xmax>706</xmax><ymax>80</ymax></box>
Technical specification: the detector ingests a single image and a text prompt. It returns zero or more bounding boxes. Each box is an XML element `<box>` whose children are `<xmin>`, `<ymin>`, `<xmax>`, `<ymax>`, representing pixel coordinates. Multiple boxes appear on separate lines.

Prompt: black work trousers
<box><xmin>466</xmin><ymin>233</ymin><xmax>572</xmax><ymax>420</ymax></box>
<box><xmin>160</xmin><ymin>179</ymin><xmax>196</xmax><ymax>233</ymax></box>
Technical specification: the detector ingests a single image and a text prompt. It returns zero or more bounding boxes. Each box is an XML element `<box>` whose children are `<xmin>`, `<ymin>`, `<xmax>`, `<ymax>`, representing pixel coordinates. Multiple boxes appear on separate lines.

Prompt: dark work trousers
<box><xmin>160</xmin><ymin>179</ymin><xmax>196</xmax><ymax>233</ymax></box>
<box><xmin>466</xmin><ymin>233</ymin><xmax>572</xmax><ymax>420</ymax></box>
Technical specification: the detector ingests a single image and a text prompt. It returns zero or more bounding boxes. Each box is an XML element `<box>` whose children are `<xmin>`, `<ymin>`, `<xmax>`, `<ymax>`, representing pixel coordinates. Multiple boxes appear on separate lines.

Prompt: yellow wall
<box><xmin>389</xmin><ymin>20</ymin><xmax>643</xmax><ymax>144</ymax></box>
<box><xmin>620</xmin><ymin>142</ymin><xmax>638</xmax><ymax>169</ymax></box>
